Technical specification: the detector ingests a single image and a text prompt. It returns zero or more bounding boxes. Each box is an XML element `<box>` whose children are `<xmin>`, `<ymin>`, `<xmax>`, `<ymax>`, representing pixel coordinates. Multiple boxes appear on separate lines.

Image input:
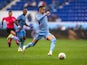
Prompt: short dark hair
<box><xmin>9</xmin><ymin>10</ymin><xmax>12</xmax><ymax>12</ymax></box>
<box><xmin>38</xmin><ymin>6</ymin><xmax>45</xmax><ymax>9</ymax></box>
<box><xmin>23</xmin><ymin>8</ymin><xmax>27</xmax><ymax>11</ymax></box>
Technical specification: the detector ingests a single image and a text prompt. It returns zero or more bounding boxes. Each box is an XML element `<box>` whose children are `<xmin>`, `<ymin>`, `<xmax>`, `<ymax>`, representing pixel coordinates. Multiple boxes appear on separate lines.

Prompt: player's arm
<box><xmin>36</xmin><ymin>14</ymin><xmax>46</xmax><ymax>21</ymax></box>
<box><xmin>24</xmin><ymin>23</ymin><xmax>33</xmax><ymax>27</ymax></box>
<box><xmin>24</xmin><ymin>23</ymin><xmax>30</xmax><ymax>27</ymax></box>
<box><xmin>15</xmin><ymin>19</ymin><xmax>21</xmax><ymax>29</ymax></box>
<box><xmin>24</xmin><ymin>23</ymin><xmax>33</xmax><ymax>30</ymax></box>
<box><xmin>15</xmin><ymin>16</ymin><xmax>21</xmax><ymax>26</ymax></box>
<box><xmin>14</xmin><ymin>16</ymin><xmax>22</xmax><ymax>30</ymax></box>
<box><xmin>36</xmin><ymin>11</ymin><xmax>50</xmax><ymax>21</ymax></box>
<box><xmin>1</xmin><ymin>18</ymin><xmax>5</xmax><ymax>28</ymax></box>
<box><xmin>15</xmin><ymin>20</ymin><xmax>19</xmax><ymax>26</ymax></box>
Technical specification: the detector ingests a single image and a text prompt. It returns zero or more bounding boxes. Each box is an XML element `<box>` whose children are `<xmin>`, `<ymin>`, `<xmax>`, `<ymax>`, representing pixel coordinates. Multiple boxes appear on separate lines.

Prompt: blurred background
<box><xmin>0</xmin><ymin>0</ymin><xmax>87</xmax><ymax>39</ymax></box>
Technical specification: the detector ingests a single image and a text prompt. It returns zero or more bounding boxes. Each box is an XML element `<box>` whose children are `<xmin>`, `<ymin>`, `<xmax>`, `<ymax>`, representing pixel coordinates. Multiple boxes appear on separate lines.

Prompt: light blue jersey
<box><xmin>36</xmin><ymin>13</ymin><xmax>49</xmax><ymax>35</ymax></box>
<box><xmin>16</xmin><ymin>14</ymin><xmax>26</xmax><ymax>39</ymax></box>
<box><xmin>17</xmin><ymin>14</ymin><xmax>26</xmax><ymax>28</ymax></box>
<box><xmin>34</xmin><ymin>13</ymin><xmax>50</xmax><ymax>40</ymax></box>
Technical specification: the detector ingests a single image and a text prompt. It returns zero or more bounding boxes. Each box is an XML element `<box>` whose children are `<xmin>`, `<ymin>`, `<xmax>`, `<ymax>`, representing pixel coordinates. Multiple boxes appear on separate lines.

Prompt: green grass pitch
<box><xmin>0</xmin><ymin>38</ymin><xmax>87</xmax><ymax>65</ymax></box>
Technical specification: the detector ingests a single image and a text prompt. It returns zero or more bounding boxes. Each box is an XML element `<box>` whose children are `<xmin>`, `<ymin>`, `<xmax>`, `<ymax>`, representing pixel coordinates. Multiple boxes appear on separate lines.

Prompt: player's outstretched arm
<box><xmin>36</xmin><ymin>11</ymin><xmax>50</xmax><ymax>21</ymax></box>
<box><xmin>14</xmin><ymin>20</ymin><xmax>20</xmax><ymax>26</ymax></box>
<box><xmin>46</xmin><ymin>11</ymin><xmax>50</xmax><ymax>16</ymax></box>
<box><xmin>14</xmin><ymin>20</ymin><xmax>21</xmax><ymax>32</ymax></box>
<box><xmin>36</xmin><ymin>13</ymin><xmax>46</xmax><ymax>21</ymax></box>
<box><xmin>24</xmin><ymin>23</ymin><xmax>30</xmax><ymax>27</ymax></box>
<box><xmin>24</xmin><ymin>23</ymin><xmax>33</xmax><ymax>30</ymax></box>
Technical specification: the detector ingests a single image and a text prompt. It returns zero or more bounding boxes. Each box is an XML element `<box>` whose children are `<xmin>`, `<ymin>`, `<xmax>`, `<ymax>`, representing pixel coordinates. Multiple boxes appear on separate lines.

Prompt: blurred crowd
<box><xmin>24</xmin><ymin>0</ymin><xmax>61</xmax><ymax>22</ymax></box>
<box><xmin>23</xmin><ymin>0</ymin><xmax>71</xmax><ymax>22</ymax></box>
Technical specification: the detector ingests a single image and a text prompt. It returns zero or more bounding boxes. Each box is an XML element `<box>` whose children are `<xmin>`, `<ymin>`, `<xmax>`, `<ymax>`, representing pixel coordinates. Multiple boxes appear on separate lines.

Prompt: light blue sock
<box><xmin>50</xmin><ymin>38</ymin><xmax>56</xmax><ymax>52</ymax></box>
<box><xmin>25</xmin><ymin>42</ymin><xmax>35</xmax><ymax>49</ymax></box>
<box><xmin>20</xmin><ymin>41</ymin><xmax>24</xmax><ymax>48</ymax></box>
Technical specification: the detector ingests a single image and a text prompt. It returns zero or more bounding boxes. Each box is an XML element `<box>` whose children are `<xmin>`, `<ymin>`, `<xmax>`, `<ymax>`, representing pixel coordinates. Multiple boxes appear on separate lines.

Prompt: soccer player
<box><xmin>23</xmin><ymin>6</ymin><xmax>56</xmax><ymax>56</ymax></box>
<box><xmin>15</xmin><ymin>9</ymin><xmax>31</xmax><ymax>51</ymax></box>
<box><xmin>2</xmin><ymin>11</ymin><xmax>19</xmax><ymax>47</ymax></box>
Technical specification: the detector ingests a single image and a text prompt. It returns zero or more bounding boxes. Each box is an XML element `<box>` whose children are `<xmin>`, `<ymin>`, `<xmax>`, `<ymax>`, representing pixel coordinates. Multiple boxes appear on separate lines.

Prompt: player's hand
<box><xmin>28</xmin><ymin>23</ymin><xmax>33</xmax><ymax>28</ymax></box>
<box><xmin>17</xmin><ymin>25</ymin><xmax>21</xmax><ymax>32</ymax></box>
<box><xmin>46</xmin><ymin>11</ymin><xmax>50</xmax><ymax>16</ymax></box>
<box><xmin>29</xmin><ymin>24</ymin><xmax>33</xmax><ymax>30</ymax></box>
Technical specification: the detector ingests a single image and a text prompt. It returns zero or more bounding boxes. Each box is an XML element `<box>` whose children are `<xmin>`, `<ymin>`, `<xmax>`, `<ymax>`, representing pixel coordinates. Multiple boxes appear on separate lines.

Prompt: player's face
<box><xmin>23</xmin><ymin>10</ymin><xmax>27</xmax><ymax>15</ymax></box>
<box><xmin>8</xmin><ymin>12</ymin><xmax>12</xmax><ymax>17</ymax></box>
<box><xmin>40</xmin><ymin>7</ymin><xmax>46</xmax><ymax>14</ymax></box>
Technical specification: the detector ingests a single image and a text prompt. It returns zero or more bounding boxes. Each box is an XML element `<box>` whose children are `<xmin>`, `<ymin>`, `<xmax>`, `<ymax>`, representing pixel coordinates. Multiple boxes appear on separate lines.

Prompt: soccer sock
<box><xmin>9</xmin><ymin>38</ymin><xmax>12</xmax><ymax>43</ymax></box>
<box><xmin>19</xmin><ymin>41</ymin><xmax>24</xmax><ymax>48</ymax></box>
<box><xmin>8</xmin><ymin>38</ymin><xmax>12</xmax><ymax>47</ymax></box>
<box><xmin>50</xmin><ymin>38</ymin><xmax>56</xmax><ymax>52</ymax></box>
<box><xmin>25</xmin><ymin>42</ymin><xmax>35</xmax><ymax>49</ymax></box>
<box><xmin>8</xmin><ymin>42</ymin><xmax>11</xmax><ymax>47</ymax></box>
<box><xmin>15</xmin><ymin>40</ymin><xmax>19</xmax><ymax>46</ymax></box>
<box><xmin>12</xmin><ymin>36</ymin><xmax>19</xmax><ymax>41</ymax></box>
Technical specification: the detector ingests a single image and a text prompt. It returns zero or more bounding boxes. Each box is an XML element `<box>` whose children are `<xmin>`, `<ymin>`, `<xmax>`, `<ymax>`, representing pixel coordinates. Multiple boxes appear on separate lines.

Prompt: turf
<box><xmin>0</xmin><ymin>38</ymin><xmax>87</xmax><ymax>65</ymax></box>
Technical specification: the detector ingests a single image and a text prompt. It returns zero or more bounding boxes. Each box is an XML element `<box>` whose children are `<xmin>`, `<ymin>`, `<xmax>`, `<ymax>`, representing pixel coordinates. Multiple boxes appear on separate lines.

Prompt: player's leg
<box><xmin>46</xmin><ymin>33</ymin><xmax>56</xmax><ymax>56</ymax></box>
<box><xmin>7</xmin><ymin>30</ymin><xmax>19</xmax><ymax>42</ymax></box>
<box><xmin>18</xmin><ymin>30</ymin><xmax>26</xmax><ymax>51</ymax></box>
<box><xmin>17</xmin><ymin>30</ymin><xmax>23</xmax><ymax>51</ymax></box>
<box><xmin>10</xmin><ymin>30</ymin><xmax>16</xmax><ymax>35</ymax></box>
<box><xmin>23</xmin><ymin>34</ymin><xmax>41</xmax><ymax>51</ymax></box>
<box><xmin>15</xmin><ymin>40</ymin><xmax>19</xmax><ymax>46</ymax></box>
<box><xmin>24</xmin><ymin>39</ymin><xmax>39</xmax><ymax>49</ymax></box>
<box><xmin>6</xmin><ymin>28</ymin><xmax>12</xmax><ymax>47</ymax></box>
<box><xmin>10</xmin><ymin>30</ymin><xmax>19</xmax><ymax>46</ymax></box>
<box><xmin>18</xmin><ymin>37</ymin><xmax>25</xmax><ymax>51</ymax></box>
<box><xmin>10</xmin><ymin>30</ymin><xmax>19</xmax><ymax>41</ymax></box>
<box><xmin>8</xmin><ymin>38</ymin><xmax>12</xmax><ymax>47</ymax></box>
<box><xmin>23</xmin><ymin>39</ymin><xmax>39</xmax><ymax>52</ymax></box>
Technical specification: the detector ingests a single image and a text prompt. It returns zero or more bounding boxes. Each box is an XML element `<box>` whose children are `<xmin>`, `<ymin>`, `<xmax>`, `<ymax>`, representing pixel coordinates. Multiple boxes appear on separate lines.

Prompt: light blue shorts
<box><xmin>34</xmin><ymin>32</ymin><xmax>51</xmax><ymax>40</ymax></box>
<box><xmin>17</xmin><ymin>29</ymin><xmax>26</xmax><ymax>39</ymax></box>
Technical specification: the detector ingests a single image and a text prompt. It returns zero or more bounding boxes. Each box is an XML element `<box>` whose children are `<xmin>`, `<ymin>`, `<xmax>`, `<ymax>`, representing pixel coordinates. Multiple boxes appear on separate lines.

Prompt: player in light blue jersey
<box><xmin>15</xmin><ymin>9</ymin><xmax>31</xmax><ymax>52</ymax></box>
<box><xmin>23</xmin><ymin>6</ymin><xmax>56</xmax><ymax>56</ymax></box>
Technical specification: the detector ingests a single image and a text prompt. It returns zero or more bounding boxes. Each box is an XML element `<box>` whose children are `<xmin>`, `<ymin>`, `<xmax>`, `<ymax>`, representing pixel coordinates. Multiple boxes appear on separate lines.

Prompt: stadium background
<box><xmin>0</xmin><ymin>0</ymin><xmax>87</xmax><ymax>39</ymax></box>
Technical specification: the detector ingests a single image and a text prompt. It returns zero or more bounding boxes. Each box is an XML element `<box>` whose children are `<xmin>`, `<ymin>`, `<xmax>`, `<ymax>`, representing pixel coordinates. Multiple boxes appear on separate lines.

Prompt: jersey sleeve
<box><xmin>36</xmin><ymin>13</ymin><xmax>46</xmax><ymax>21</ymax></box>
<box><xmin>2</xmin><ymin>17</ymin><xmax>6</xmax><ymax>21</ymax></box>
<box><xmin>17</xmin><ymin>16</ymin><xmax>21</xmax><ymax>21</ymax></box>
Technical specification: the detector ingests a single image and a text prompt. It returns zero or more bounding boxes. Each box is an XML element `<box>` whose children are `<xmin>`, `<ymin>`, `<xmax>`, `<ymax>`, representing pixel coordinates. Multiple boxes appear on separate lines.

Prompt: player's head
<box><xmin>38</xmin><ymin>6</ymin><xmax>46</xmax><ymax>14</ymax></box>
<box><xmin>23</xmin><ymin>8</ymin><xmax>27</xmax><ymax>15</ymax></box>
<box><xmin>8</xmin><ymin>10</ymin><xmax>12</xmax><ymax>17</ymax></box>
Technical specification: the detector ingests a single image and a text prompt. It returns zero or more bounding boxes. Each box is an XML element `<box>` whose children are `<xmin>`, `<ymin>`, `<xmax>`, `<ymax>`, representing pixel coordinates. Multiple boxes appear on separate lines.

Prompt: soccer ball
<box><xmin>58</xmin><ymin>52</ymin><xmax>66</xmax><ymax>60</ymax></box>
